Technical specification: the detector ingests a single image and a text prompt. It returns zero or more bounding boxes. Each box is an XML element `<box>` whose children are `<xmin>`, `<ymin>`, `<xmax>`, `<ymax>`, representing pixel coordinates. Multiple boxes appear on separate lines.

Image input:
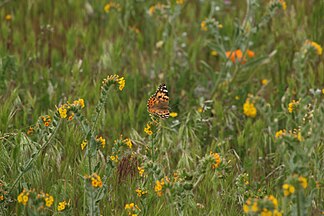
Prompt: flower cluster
<box><xmin>57</xmin><ymin>200</ymin><xmax>67</xmax><ymax>211</ymax></box>
<box><xmin>305</xmin><ymin>40</ymin><xmax>322</xmax><ymax>55</ymax></box>
<box><xmin>288</xmin><ymin>99</ymin><xmax>299</xmax><ymax>113</ymax></box>
<box><xmin>283</xmin><ymin>175</ymin><xmax>308</xmax><ymax>197</ymax></box>
<box><xmin>135</xmin><ymin>188</ymin><xmax>148</xmax><ymax>197</ymax></box>
<box><xmin>243</xmin><ymin>195</ymin><xmax>282</xmax><ymax>216</ymax></box>
<box><xmin>85</xmin><ymin>173</ymin><xmax>103</xmax><ymax>188</ymax></box>
<box><xmin>155</xmin><ymin>177</ymin><xmax>168</xmax><ymax>197</ymax></box>
<box><xmin>123</xmin><ymin>138</ymin><xmax>132</xmax><ymax>149</ymax></box>
<box><xmin>81</xmin><ymin>139</ymin><xmax>87</xmax><ymax>150</ymax></box>
<box><xmin>125</xmin><ymin>202</ymin><xmax>141</xmax><ymax>216</ymax></box>
<box><xmin>101</xmin><ymin>74</ymin><xmax>125</xmax><ymax>92</ymax></box>
<box><xmin>96</xmin><ymin>136</ymin><xmax>106</xmax><ymax>148</ymax></box>
<box><xmin>37</xmin><ymin>192</ymin><xmax>54</xmax><ymax>207</ymax></box>
<box><xmin>41</xmin><ymin>115</ymin><xmax>51</xmax><ymax>127</ymax></box>
<box><xmin>104</xmin><ymin>2</ymin><xmax>121</xmax><ymax>13</ymax></box>
<box><xmin>17</xmin><ymin>189</ymin><xmax>29</xmax><ymax>206</ymax></box>
<box><xmin>282</xmin><ymin>184</ymin><xmax>295</xmax><ymax>196</ymax></box>
<box><xmin>148</xmin><ymin>3</ymin><xmax>167</xmax><ymax>16</ymax></box>
<box><xmin>275</xmin><ymin>128</ymin><xmax>303</xmax><ymax>141</ymax></box>
<box><xmin>110</xmin><ymin>155</ymin><xmax>119</xmax><ymax>163</ymax></box>
<box><xmin>57</xmin><ymin>98</ymin><xmax>85</xmax><ymax>119</ymax></box>
<box><xmin>137</xmin><ymin>166</ymin><xmax>145</xmax><ymax>177</ymax></box>
<box><xmin>201</xmin><ymin>18</ymin><xmax>223</xmax><ymax>32</ymax></box>
<box><xmin>226</xmin><ymin>49</ymin><xmax>255</xmax><ymax>64</ymax></box>
<box><xmin>243</xmin><ymin>98</ymin><xmax>257</xmax><ymax>118</ymax></box>
<box><xmin>144</xmin><ymin>123</ymin><xmax>153</xmax><ymax>135</ymax></box>
<box><xmin>210</xmin><ymin>151</ymin><xmax>221</xmax><ymax>169</ymax></box>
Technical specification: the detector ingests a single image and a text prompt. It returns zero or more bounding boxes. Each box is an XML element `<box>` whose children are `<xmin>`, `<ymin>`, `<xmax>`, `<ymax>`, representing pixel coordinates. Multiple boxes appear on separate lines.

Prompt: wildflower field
<box><xmin>0</xmin><ymin>0</ymin><xmax>323</xmax><ymax>215</ymax></box>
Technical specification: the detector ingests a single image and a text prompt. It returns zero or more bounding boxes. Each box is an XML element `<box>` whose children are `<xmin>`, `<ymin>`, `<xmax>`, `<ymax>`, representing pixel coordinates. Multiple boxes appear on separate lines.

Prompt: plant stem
<box><xmin>8</xmin><ymin>120</ymin><xmax>61</xmax><ymax>194</ymax></box>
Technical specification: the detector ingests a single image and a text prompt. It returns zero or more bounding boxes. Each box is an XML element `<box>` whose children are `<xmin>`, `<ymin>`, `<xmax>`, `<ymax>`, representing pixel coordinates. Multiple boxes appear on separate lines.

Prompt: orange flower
<box><xmin>225</xmin><ymin>49</ymin><xmax>255</xmax><ymax>64</ymax></box>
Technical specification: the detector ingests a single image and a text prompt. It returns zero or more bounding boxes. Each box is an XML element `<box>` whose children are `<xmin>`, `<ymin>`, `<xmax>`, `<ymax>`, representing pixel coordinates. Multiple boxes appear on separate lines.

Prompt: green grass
<box><xmin>0</xmin><ymin>0</ymin><xmax>324</xmax><ymax>215</ymax></box>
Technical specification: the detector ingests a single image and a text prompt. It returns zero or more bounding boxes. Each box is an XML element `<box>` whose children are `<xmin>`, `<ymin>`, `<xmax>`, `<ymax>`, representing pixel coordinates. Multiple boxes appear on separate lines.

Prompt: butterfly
<box><xmin>147</xmin><ymin>84</ymin><xmax>170</xmax><ymax>119</ymax></box>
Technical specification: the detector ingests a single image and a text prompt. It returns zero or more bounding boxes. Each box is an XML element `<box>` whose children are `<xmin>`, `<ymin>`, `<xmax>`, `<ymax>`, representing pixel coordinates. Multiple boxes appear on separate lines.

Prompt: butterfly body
<box><xmin>147</xmin><ymin>84</ymin><xmax>170</xmax><ymax>119</ymax></box>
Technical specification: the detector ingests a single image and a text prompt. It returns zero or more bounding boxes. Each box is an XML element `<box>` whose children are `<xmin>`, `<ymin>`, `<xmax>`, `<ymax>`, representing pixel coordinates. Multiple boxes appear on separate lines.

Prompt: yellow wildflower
<box><xmin>251</xmin><ymin>201</ymin><xmax>259</xmax><ymax>212</ymax></box>
<box><xmin>261</xmin><ymin>79</ymin><xmax>269</xmax><ymax>85</ymax></box>
<box><xmin>5</xmin><ymin>14</ymin><xmax>12</xmax><ymax>21</ymax></box>
<box><xmin>123</xmin><ymin>138</ymin><xmax>132</xmax><ymax>149</ymax></box>
<box><xmin>210</xmin><ymin>151</ymin><xmax>221</xmax><ymax>169</ymax></box>
<box><xmin>96</xmin><ymin>136</ymin><xmax>106</xmax><ymax>148</ymax></box>
<box><xmin>135</xmin><ymin>188</ymin><xmax>148</xmax><ymax>197</ymax></box>
<box><xmin>81</xmin><ymin>140</ymin><xmax>88</xmax><ymax>150</ymax></box>
<box><xmin>73</xmin><ymin>98</ymin><xmax>85</xmax><ymax>108</ymax></box>
<box><xmin>138</xmin><ymin>166</ymin><xmax>144</xmax><ymax>177</ymax></box>
<box><xmin>58</xmin><ymin>106</ymin><xmax>67</xmax><ymax>118</ymax></box>
<box><xmin>90</xmin><ymin>173</ymin><xmax>103</xmax><ymax>188</ymax></box>
<box><xmin>283</xmin><ymin>183</ymin><xmax>295</xmax><ymax>196</ymax></box>
<box><xmin>17</xmin><ymin>190</ymin><xmax>29</xmax><ymax>206</ymax></box>
<box><xmin>243</xmin><ymin>98</ymin><xmax>257</xmax><ymax>118</ymax></box>
<box><xmin>307</xmin><ymin>40</ymin><xmax>323</xmax><ymax>55</ymax></box>
<box><xmin>176</xmin><ymin>0</ymin><xmax>184</xmax><ymax>5</ymax></box>
<box><xmin>211</xmin><ymin>50</ymin><xmax>218</xmax><ymax>56</ymax></box>
<box><xmin>154</xmin><ymin>179</ymin><xmax>165</xmax><ymax>197</ymax></box>
<box><xmin>201</xmin><ymin>20</ymin><xmax>207</xmax><ymax>31</ymax></box>
<box><xmin>104</xmin><ymin>3</ymin><xmax>111</xmax><ymax>12</ymax></box>
<box><xmin>144</xmin><ymin>123</ymin><xmax>153</xmax><ymax>135</ymax></box>
<box><xmin>197</xmin><ymin>107</ymin><xmax>204</xmax><ymax>113</ymax></box>
<box><xmin>275</xmin><ymin>129</ymin><xmax>286</xmax><ymax>138</ymax></box>
<box><xmin>170</xmin><ymin>112</ymin><xmax>178</xmax><ymax>118</ymax></box>
<box><xmin>298</xmin><ymin>176</ymin><xmax>308</xmax><ymax>189</ymax></box>
<box><xmin>110</xmin><ymin>155</ymin><xmax>119</xmax><ymax>162</ymax></box>
<box><xmin>279</xmin><ymin>0</ymin><xmax>287</xmax><ymax>10</ymax></box>
<box><xmin>57</xmin><ymin>200</ymin><xmax>67</xmax><ymax>211</ymax></box>
<box><xmin>243</xmin><ymin>204</ymin><xmax>250</xmax><ymax>213</ymax></box>
<box><xmin>288</xmin><ymin>99</ymin><xmax>299</xmax><ymax>113</ymax></box>
<box><xmin>45</xmin><ymin>194</ymin><xmax>54</xmax><ymax>207</ymax></box>
<box><xmin>148</xmin><ymin>6</ymin><xmax>155</xmax><ymax>16</ymax></box>
<box><xmin>261</xmin><ymin>208</ymin><xmax>272</xmax><ymax>216</ymax></box>
<box><xmin>118</xmin><ymin>77</ymin><xmax>125</xmax><ymax>91</ymax></box>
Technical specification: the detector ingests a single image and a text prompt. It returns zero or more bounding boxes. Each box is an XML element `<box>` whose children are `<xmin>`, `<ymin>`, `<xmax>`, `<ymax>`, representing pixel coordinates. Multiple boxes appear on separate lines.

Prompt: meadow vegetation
<box><xmin>0</xmin><ymin>0</ymin><xmax>323</xmax><ymax>215</ymax></box>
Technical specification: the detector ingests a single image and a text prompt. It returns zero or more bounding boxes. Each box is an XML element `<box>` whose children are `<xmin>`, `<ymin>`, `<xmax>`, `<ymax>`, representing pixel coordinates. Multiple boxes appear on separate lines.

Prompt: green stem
<box><xmin>8</xmin><ymin>120</ymin><xmax>61</xmax><ymax>194</ymax></box>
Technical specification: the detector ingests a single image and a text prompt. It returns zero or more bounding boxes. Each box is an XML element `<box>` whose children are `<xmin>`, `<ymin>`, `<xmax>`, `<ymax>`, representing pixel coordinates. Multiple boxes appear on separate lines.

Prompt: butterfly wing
<box><xmin>147</xmin><ymin>84</ymin><xmax>170</xmax><ymax>118</ymax></box>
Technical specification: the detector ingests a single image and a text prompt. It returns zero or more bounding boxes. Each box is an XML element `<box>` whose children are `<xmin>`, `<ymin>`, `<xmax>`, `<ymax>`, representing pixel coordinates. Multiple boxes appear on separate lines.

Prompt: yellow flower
<box><xmin>283</xmin><ymin>184</ymin><xmax>295</xmax><ymax>196</ymax></box>
<box><xmin>210</xmin><ymin>151</ymin><xmax>221</xmax><ymax>169</ymax></box>
<box><xmin>243</xmin><ymin>204</ymin><xmax>250</xmax><ymax>213</ymax></box>
<box><xmin>104</xmin><ymin>3</ymin><xmax>111</xmax><ymax>12</ymax></box>
<box><xmin>201</xmin><ymin>20</ymin><xmax>207</xmax><ymax>31</ymax></box>
<box><xmin>261</xmin><ymin>208</ymin><xmax>272</xmax><ymax>216</ymax></box>
<box><xmin>154</xmin><ymin>179</ymin><xmax>165</xmax><ymax>197</ymax></box>
<box><xmin>306</xmin><ymin>40</ymin><xmax>323</xmax><ymax>55</ymax></box>
<box><xmin>5</xmin><ymin>14</ymin><xmax>12</xmax><ymax>21</ymax></box>
<box><xmin>170</xmin><ymin>112</ymin><xmax>178</xmax><ymax>118</ymax></box>
<box><xmin>148</xmin><ymin>5</ymin><xmax>155</xmax><ymax>16</ymax></box>
<box><xmin>279</xmin><ymin>0</ymin><xmax>287</xmax><ymax>10</ymax></box>
<box><xmin>211</xmin><ymin>50</ymin><xmax>218</xmax><ymax>56</ymax></box>
<box><xmin>298</xmin><ymin>176</ymin><xmax>308</xmax><ymax>189</ymax></box>
<box><xmin>144</xmin><ymin>123</ymin><xmax>153</xmax><ymax>135</ymax></box>
<box><xmin>57</xmin><ymin>200</ymin><xmax>67</xmax><ymax>211</ymax></box>
<box><xmin>118</xmin><ymin>77</ymin><xmax>125</xmax><ymax>91</ymax></box>
<box><xmin>176</xmin><ymin>0</ymin><xmax>184</xmax><ymax>5</ymax></box>
<box><xmin>275</xmin><ymin>129</ymin><xmax>286</xmax><ymax>138</ymax></box>
<box><xmin>135</xmin><ymin>188</ymin><xmax>148</xmax><ymax>197</ymax></box>
<box><xmin>243</xmin><ymin>99</ymin><xmax>257</xmax><ymax>118</ymax></box>
<box><xmin>197</xmin><ymin>107</ymin><xmax>204</xmax><ymax>113</ymax></box>
<box><xmin>17</xmin><ymin>190</ymin><xmax>29</xmax><ymax>205</ymax></box>
<box><xmin>90</xmin><ymin>173</ymin><xmax>103</xmax><ymax>188</ymax></box>
<box><xmin>123</xmin><ymin>138</ymin><xmax>132</xmax><ymax>148</ymax></box>
<box><xmin>110</xmin><ymin>155</ymin><xmax>119</xmax><ymax>162</ymax></box>
<box><xmin>251</xmin><ymin>201</ymin><xmax>259</xmax><ymax>212</ymax></box>
<box><xmin>288</xmin><ymin>99</ymin><xmax>299</xmax><ymax>113</ymax></box>
<box><xmin>96</xmin><ymin>136</ymin><xmax>106</xmax><ymax>148</ymax></box>
<box><xmin>261</xmin><ymin>79</ymin><xmax>269</xmax><ymax>85</ymax></box>
<box><xmin>138</xmin><ymin>166</ymin><xmax>145</xmax><ymax>177</ymax></box>
<box><xmin>45</xmin><ymin>194</ymin><xmax>54</xmax><ymax>207</ymax></box>
<box><xmin>58</xmin><ymin>106</ymin><xmax>67</xmax><ymax>118</ymax></box>
<box><xmin>81</xmin><ymin>140</ymin><xmax>88</xmax><ymax>150</ymax></box>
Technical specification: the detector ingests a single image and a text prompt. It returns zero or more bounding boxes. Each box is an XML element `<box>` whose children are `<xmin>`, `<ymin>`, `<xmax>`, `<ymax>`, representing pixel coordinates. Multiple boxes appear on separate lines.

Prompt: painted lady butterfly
<box><xmin>147</xmin><ymin>84</ymin><xmax>170</xmax><ymax>119</ymax></box>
